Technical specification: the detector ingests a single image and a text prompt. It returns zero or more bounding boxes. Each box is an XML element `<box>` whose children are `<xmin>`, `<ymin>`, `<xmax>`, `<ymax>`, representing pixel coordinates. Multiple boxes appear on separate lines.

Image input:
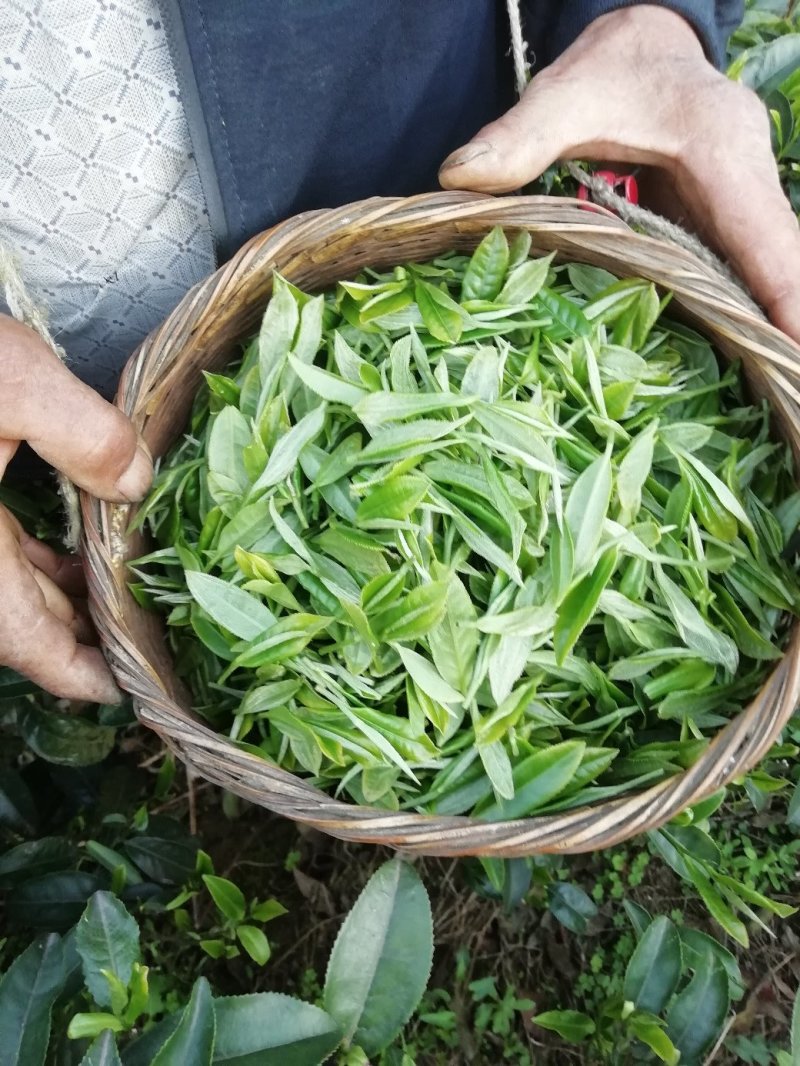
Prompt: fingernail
<box><xmin>440</xmin><ymin>142</ymin><xmax>493</xmax><ymax>172</ymax></box>
<box><xmin>115</xmin><ymin>442</ymin><xmax>153</xmax><ymax>502</ymax></box>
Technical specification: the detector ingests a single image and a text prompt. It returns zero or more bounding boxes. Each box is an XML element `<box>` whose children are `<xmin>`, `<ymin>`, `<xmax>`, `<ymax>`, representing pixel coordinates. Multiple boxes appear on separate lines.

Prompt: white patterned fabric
<box><xmin>0</xmin><ymin>0</ymin><xmax>215</xmax><ymax>396</ymax></box>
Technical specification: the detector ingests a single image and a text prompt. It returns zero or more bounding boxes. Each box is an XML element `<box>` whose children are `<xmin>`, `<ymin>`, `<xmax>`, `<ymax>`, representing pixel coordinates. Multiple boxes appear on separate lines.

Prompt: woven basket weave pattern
<box><xmin>82</xmin><ymin>192</ymin><xmax>800</xmax><ymax>857</ymax></box>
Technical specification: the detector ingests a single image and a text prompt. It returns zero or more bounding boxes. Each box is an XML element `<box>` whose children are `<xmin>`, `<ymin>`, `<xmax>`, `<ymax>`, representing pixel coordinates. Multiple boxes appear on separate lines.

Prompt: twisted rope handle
<box><xmin>504</xmin><ymin>0</ymin><xmax>761</xmax><ymax>315</ymax></box>
<box><xmin>0</xmin><ymin>244</ymin><xmax>82</xmax><ymax>548</ymax></box>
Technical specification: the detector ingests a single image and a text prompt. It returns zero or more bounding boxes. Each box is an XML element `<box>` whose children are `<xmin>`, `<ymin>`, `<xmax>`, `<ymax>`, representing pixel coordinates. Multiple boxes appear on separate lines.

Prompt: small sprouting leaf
<box><xmin>353</xmin><ymin>390</ymin><xmax>473</xmax><ymax>426</ymax></box>
<box><xmin>623</xmin><ymin>915</ymin><xmax>682</xmax><ymax>1015</ymax></box>
<box><xmin>532</xmin><ymin>1010</ymin><xmax>595</xmax><ymax>1043</ymax></box>
<box><xmin>236</xmin><ymin>925</ymin><xmax>271</xmax><ymax>966</ymax></box>
<box><xmin>324</xmin><ymin>860</ymin><xmax>433</xmax><ymax>1055</ymax></box>
<box><xmin>478</xmin><ymin>741</ymin><xmax>515</xmax><ymax>801</ymax></box>
<box><xmin>202</xmin><ymin>875</ymin><xmax>246</xmax><ymax>923</ymax></box>
<box><xmin>428</xmin><ymin>575</ymin><xmax>478</xmax><ymax>694</ymax></box>
<box><xmin>535</xmin><ymin>287</ymin><xmax>591</xmax><ymax>336</ymax></box>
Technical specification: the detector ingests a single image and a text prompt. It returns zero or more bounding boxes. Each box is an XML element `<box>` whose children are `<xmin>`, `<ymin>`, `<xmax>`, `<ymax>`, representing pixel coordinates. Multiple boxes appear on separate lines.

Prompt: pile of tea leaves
<box><xmin>131</xmin><ymin>227</ymin><xmax>800</xmax><ymax>819</ymax></box>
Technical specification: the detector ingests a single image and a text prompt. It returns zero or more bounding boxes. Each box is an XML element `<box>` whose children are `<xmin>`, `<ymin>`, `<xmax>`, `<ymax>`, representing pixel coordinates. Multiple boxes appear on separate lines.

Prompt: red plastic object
<box><xmin>577</xmin><ymin>170</ymin><xmax>639</xmax><ymax>213</ymax></box>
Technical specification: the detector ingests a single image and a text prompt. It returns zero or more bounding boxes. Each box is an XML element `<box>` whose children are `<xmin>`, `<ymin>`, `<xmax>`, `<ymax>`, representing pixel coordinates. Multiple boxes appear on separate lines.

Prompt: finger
<box><xmin>19</xmin><ymin>533</ymin><xmax>87</xmax><ymax>597</ymax></box>
<box><xmin>0</xmin><ymin>437</ymin><xmax>18</xmax><ymax>480</ymax></box>
<box><xmin>0</xmin><ymin>518</ymin><xmax>120</xmax><ymax>703</ymax></box>
<box><xmin>2</xmin><ymin>507</ymin><xmax>88</xmax><ymax>596</ymax></box>
<box><xmin>673</xmin><ymin>91</ymin><xmax>800</xmax><ymax>343</ymax></box>
<box><xmin>0</xmin><ymin>315</ymin><xmax>152</xmax><ymax>501</ymax></box>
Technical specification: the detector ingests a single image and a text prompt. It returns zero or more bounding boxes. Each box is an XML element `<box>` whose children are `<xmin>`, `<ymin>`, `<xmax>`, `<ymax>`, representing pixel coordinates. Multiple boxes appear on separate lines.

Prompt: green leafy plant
<box><xmin>0</xmin><ymin>858</ymin><xmax>433</xmax><ymax>1065</ymax></box>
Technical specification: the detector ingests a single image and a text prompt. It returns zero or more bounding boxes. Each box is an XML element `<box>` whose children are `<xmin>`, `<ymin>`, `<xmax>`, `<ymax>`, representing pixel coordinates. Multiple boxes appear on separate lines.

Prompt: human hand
<box><xmin>0</xmin><ymin>314</ymin><xmax>152</xmax><ymax>702</ymax></box>
<box><xmin>439</xmin><ymin>4</ymin><xmax>800</xmax><ymax>343</ymax></box>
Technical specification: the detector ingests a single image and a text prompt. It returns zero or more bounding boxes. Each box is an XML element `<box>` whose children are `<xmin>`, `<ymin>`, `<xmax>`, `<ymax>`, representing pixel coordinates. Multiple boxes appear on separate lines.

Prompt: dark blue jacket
<box><xmin>166</xmin><ymin>1</ymin><xmax>744</xmax><ymax>264</ymax></box>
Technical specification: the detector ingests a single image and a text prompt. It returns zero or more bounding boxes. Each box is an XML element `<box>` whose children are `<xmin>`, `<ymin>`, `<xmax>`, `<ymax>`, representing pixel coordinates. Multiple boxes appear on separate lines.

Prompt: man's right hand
<box><xmin>0</xmin><ymin>314</ymin><xmax>153</xmax><ymax>703</ymax></box>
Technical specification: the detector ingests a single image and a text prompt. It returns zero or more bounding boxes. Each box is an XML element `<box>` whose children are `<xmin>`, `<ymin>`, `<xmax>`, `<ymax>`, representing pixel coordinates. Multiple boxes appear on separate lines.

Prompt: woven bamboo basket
<box><xmin>81</xmin><ymin>191</ymin><xmax>800</xmax><ymax>857</ymax></box>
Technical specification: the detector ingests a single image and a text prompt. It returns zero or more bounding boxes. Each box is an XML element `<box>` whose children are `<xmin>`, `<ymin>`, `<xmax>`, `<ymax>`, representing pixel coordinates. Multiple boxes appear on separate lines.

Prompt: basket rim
<box><xmin>82</xmin><ymin>191</ymin><xmax>800</xmax><ymax>856</ymax></box>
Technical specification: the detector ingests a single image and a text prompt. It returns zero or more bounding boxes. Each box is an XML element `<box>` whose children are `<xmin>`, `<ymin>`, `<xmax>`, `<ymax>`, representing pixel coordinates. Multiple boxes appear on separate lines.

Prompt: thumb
<box><xmin>439</xmin><ymin>77</ymin><xmax>589</xmax><ymax>194</ymax></box>
<box><xmin>0</xmin><ymin>315</ymin><xmax>152</xmax><ymax>502</ymax></box>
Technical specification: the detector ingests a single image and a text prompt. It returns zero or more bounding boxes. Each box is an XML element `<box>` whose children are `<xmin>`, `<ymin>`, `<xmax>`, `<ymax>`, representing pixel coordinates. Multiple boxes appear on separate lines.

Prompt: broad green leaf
<box><xmin>151</xmin><ymin>977</ymin><xmax>214</xmax><ymax>1066</ymax></box>
<box><xmin>355</xmin><ymin>475</ymin><xmax>429</xmax><ymax>526</ymax></box>
<box><xmin>287</xmin><ymin>354</ymin><xmax>366</xmax><ymax>405</ymax></box>
<box><xmin>415</xmin><ymin>280</ymin><xmax>464</xmax><ymax>343</ymax></box>
<box><xmin>123</xmin><ymin>837</ymin><xmax>199</xmax><ymax>886</ymax></box>
<box><xmin>628</xmin><ymin>1016</ymin><xmax>680</xmax><ymax>1066</ymax></box>
<box><xmin>735</xmin><ymin>34</ymin><xmax>800</xmax><ymax>96</ymax></box>
<box><xmin>252</xmin><ymin>403</ymin><xmax>327</xmax><ymax>491</ymax></box>
<box><xmin>478</xmin><ymin>741</ymin><xmax>515</xmax><ymax>801</ymax></box>
<box><xmin>0</xmin><ymin>838</ymin><xmax>78</xmax><ymax>888</ymax></box>
<box><xmin>548</xmin><ymin>882</ymin><xmax>598</xmax><ymax>935</ymax></box>
<box><xmin>395</xmin><ymin>645</ymin><xmax>463</xmax><ymax>705</ymax></box>
<box><xmin>617</xmin><ymin>421</ymin><xmax>657</xmax><ymax>520</ymax></box>
<box><xmin>623</xmin><ymin>916</ymin><xmax>682</xmax><ymax>1015</ymax></box>
<box><xmin>462</xmin><ymin>227</ymin><xmax>509</xmax><ymax>302</ymax></box>
<box><xmin>554</xmin><ymin>548</ymin><xmax>618</xmax><ymax>664</ymax></box>
<box><xmin>353</xmin><ymin>390</ymin><xmax>473</xmax><ymax>426</ymax></box>
<box><xmin>565</xmin><ymin>450</ymin><xmax>613</xmax><ymax>573</ymax></box>
<box><xmin>427</xmin><ymin>575</ymin><xmax>478</xmax><ymax>694</ymax></box>
<box><xmin>666</xmin><ymin>956</ymin><xmax>729</xmax><ymax>1065</ymax></box>
<box><xmin>203</xmin><ymin>875</ymin><xmax>246</xmax><ymax>923</ymax></box>
<box><xmin>679</xmin><ymin>929</ymin><xmax>744</xmax><ymax>1001</ymax></box>
<box><xmin>479</xmin><ymin>741</ymin><xmax>585</xmax><ymax>820</ymax></box>
<box><xmin>371</xmin><ymin>583</ymin><xmax>448</xmax><ymax>642</ymax></box>
<box><xmin>79</xmin><ymin>1031</ymin><xmax>123</xmax><ymax>1066</ymax></box>
<box><xmin>207</xmin><ymin>407</ymin><xmax>251</xmax><ymax>501</ymax></box>
<box><xmin>15</xmin><ymin>707</ymin><xmax>116</xmax><ymax>768</ymax></box>
<box><xmin>324</xmin><ymin>860</ymin><xmax>433</xmax><ymax>1055</ymax></box>
<box><xmin>497</xmin><ymin>253</ymin><xmax>553</xmax><ymax>305</ymax></box>
<box><xmin>213</xmin><ymin>993</ymin><xmax>342</xmax><ymax>1065</ymax></box>
<box><xmin>0</xmin><ymin>768</ymin><xmax>37</xmax><ymax>834</ymax></box>
<box><xmin>532</xmin><ymin>1010</ymin><xmax>595</xmax><ymax>1042</ymax></box>
<box><xmin>259</xmin><ymin>275</ymin><xmax>299</xmax><ymax>384</ymax></box>
<box><xmin>536</xmin><ymin>287</ymin><xmax>591</xmax><ymax>336</ymax></box>
<box><xmin>0</xmin><ymin>933</ymin><xmax>66</xmax><ymax>1066</ymax></box>
<box><xmin>477</xmin><ymin>604</ymin><xmax>556</xmax><ymax>638</ymax></box>
<box><xmin>75</xmin><ymin>893</ymin><xmax>139</xmax><ymax>1010</ymax></box>
<box><xmin>186</xmin><ymin>571</ymin><xmax>276</xmax><ymax>641</ymax></box>
<box><xmin>655</xmin><ymin>567</ymin><xmax>739</xmax><ymax>674</ymax></box>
